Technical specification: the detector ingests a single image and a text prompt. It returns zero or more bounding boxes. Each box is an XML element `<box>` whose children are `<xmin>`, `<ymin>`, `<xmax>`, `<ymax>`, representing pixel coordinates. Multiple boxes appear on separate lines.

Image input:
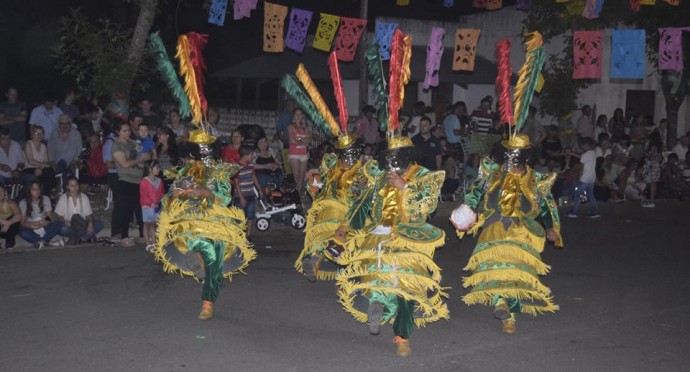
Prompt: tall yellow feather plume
<box><xmin>295</xmin><ymin>64</ymin><xmax>341</xmax><ymax>137</ymax></box>
<box><xmin>176</xmin><ymin>35</ymin><xmax>203</xmax><ymax>125</ymax></box>
<box><xmin>511</xmin><ymin>32</ymin><xmax>546</xmax><ymax>138</ymax></box>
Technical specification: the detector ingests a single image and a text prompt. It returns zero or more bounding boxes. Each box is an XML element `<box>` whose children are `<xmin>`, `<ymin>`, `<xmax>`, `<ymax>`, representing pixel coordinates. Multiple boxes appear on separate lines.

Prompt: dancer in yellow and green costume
<box><xmin>335</xmin><ymin>135</ymin><xmax>447</xmax><ymax>357</ymax></box>
<box><xmin>451</xmin><ymin>32</ymin><xmax>563</xmax><ymax>334</ymax></box>
<box><xmin>280</xmin><ymin>53</ymin><xmax>372</xmax><ymax>282</ymax></box>
<box><xmin>154</xmin><ymin>131</ymin><xmax>256</xmax><ymax>320</ymax></box>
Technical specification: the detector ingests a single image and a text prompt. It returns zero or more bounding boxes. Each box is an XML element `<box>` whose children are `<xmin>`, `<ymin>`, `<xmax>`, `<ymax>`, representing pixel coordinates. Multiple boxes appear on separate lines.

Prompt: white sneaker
<box><xmin>642</xmin><ymin>203</ymin><xmax>655</xmax><ymax>208</ymax></box>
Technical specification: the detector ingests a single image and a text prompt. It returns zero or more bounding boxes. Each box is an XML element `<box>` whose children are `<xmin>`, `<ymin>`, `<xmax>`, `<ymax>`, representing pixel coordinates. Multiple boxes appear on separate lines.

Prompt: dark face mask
<box><xmin>338</xmin><ymin>146</ymin><xmax>361</xmax><ymax>166</ymax></box>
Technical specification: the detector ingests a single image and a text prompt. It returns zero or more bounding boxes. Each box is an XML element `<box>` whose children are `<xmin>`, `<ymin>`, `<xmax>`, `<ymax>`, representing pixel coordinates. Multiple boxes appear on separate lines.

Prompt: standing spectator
<box><xmin>58</xmin><ymin>89</ymin><xmax>80</xmax><ymax>120</ymax></box>
<box><xmin>48</xmin><ymin>114</ymin><xmax>82</xmax><ymax>180</ymax></box>
<box><xmin>523</xmin><ymin>106</ymin><xmax>545</xmax><ymax>148</ymax></box>
<box><xmin>0</xmin><ymin>185</ymin><xmax>21</xmax><ymax>249</ymax></box>
<box><xmin>106</xmin><ymin>90</ymin><xmax>129</xmax><ymax>122</ymax></box>
<box><xmin>287</xmin><ymin>108</ymin><xmax>312</xmax><ymax>192</ymax></box>
<box><xmin>155</xmin><ymin>126</ymin><xmax>179</xmax><ymax>172</ymax></box>
<box><xmin>55</xmin><ymin>176</ymin><xmax>103</xmax><ymax>244</ymax></box>
<box><xmin>136</xmin><ymin>98</ymin><xmax>162</xmax><ymax>134</ymax></box>
<box><xmin>275</xmin><ymin>99</ymin><xmax>296</xmax><ymax>147</ymax></box>
<box><xmin>18</xmin><ymin>181</ymin><xmax>64</xmax><ymax>249</ymax></box>
<box><xmin>642</xmin><ymin>144</ymin><xmax>663</xmax><ymax>208</ymax></box>
<box><xmin>206</xmin><ymin>107</ymin><xmax>221</xmax><ymax>137</ymax></box>
<box><xmin>254</xmin><ymin>136</ymin><xmax>283</xmax><ymax>191</ymax></box>
<box><xmin>23</xmin><ymin>126</ymin><xmax>56</xmax><ymax>195</ymax></box>
<box><xmin>29</xmin><ymin>94</ymin><xmax>64</xmax><ymax>140</ymax></box>
<box><xmin>0</xmin><ymin>128</ymin><xmax>28</xmax><ymax>185</ymax></box>
<box><xmin>166</xmin><ymin>109</ymin><xmax>187</xmax><ymax>142</ymax></box>
<box><xmin>233</xmin><ymin>145</ymin><xmax>263</xmax><ymax>241</ymax></box>
<box><xmin>221</xmin><ymin>130</ymin><xmax>243</xmax><ymax>164</ymax></box>
<box><xmin>111</xmin><ymin>122</ymin><xmax>148</xmax><ymax>246</ymax></box>
<box><xmin>353</xmin><ymin>105</ymin><xmax>380</xmax><ymax>146</ymax></box>
<box><xmin>412</xmin><ymin>117</ymin><xmax>442</xmax><ymax>171</ymax></box>
<box><xmin>0</xmin><ymin>87</ymin><xmax>28</xmax><ymax>142</ymax></box>
<box><xmin>139</xmin><ymin>160</ymin><xmax>164</xmax><ymax>252</ymax></box>
<box><xmin>470</xmin><ymin>97</ymin><xmax>495</xmax><ymax>136</ymax></box>
<box><xmin>128</xmin><ymin>112</ymin><xmax>144</xmax><ymax>137</ymax></box>
<box><xmin>444</xmin><ymin>102</ymin><xmax>471</xmax><ymax>161</ymax></box>
<box><xmin>406</xmin><ymin>101</ymin><xmax>427</xmax><ymax>138</ymax></box>
<box><xmin>593</xmin><ymin>114</ymin><xmax>610</xmax><ymax>141</ymax></box>
<box><xmin>102</xmin><ymin>125</ymin><xmax>118</xmax><ymax>196</ymax></box>
<box><xmin>576</xmin><ymin>105</ymin><xmax>594</xmax><ymax>140</ymax></box>
<box><xmin>608</xmin><ymin>108</ymin><xmax>626</xmax><ymax>143</ymax></box>
<box><xmin>629</xmin><ymin>114</ymin><xmax>649</xmax><ymax>161</ymax></box>
<box><xmin>566</xmin><ymin>138</ymin><xmax>599</xmax><ymax>218</ymax></box>
<box><xmin>75</xmin><ymin>103</ymin><xmax>100</xmax><ymax>139</ymax></box>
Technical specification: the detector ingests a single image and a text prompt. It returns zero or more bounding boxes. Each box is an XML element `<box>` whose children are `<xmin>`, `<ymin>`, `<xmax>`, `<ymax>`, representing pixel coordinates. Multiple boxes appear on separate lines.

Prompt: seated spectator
<box><xmin>438</xmin><ymin>136</ymin><xmax>458</xmax><ymax>179</ymax></box>
<box><xmin>617</xmin><ymin>159</ymin><xmax>645</xmax><ymax>201</ymax></box>
<box><xmin>0</xmin><ymin>185</ymin><xmax>21</xmax><ymax>249</ymax></box>
<box><xmin>135</xmin><ymin>122</ymin><xmax>156</xmax><ymax>160</ymax></box>
<box><xmin>595</xmin><ymin>137</ymin><xmax>612</xmax><ymax>160</ymax></box>
<box><xmin>661</xmin><ymin>153</ymin><xmax>690</xmax><ymax>199</ymax></box>
<box><xmin>59</xmin><ymin>89</ymin><xmax>80</xmax><ymax>121</ymax></box>
<box><xmin>606</xmin><ymin>154</ymin><xmax>628</xmax><ymax>202</ymax></box>
<box><xmin>29</xmin><ymin>93</ymin><xmax>63</xmax><ymax>140</ymax></box>
<box><xmin>78</xmin><ymin>134</ymin><xmax>108</xmax><ymax>188</ymax></box>
<box><xmin>18</xmin><ymin>181</ymin><xmax>65</xmax><ymax>249</ymax></box>
<box><xmin>55</xmin><ymin>176</ymin><xmax>103</xmax><ymax>244</ymax></box>
<box><xmin>0</xmin><ymin>127</ymin><xmax>31</xmax><ymax>185</ymax></box>
<box><xmin>48</xmin><ymin>114</ymin><xmax>82</xmax><ymax>180</ymax></box>
<box><xmin>254</xmin><ymin>136</ymin><xmax>283</xmax><ymax>192</ymax></box>
<box><xmin>541</xmin><ymin>125</ymin><xmax>565</xmax><ymax>168</ymax></box>
<box><xmin>464</xmin><ymin>153</ymin><xmax>481</xmax><ymax>186</ymax></box>
<box><xmin>23</xmin><ymin>125</ymin><xmax>57</xmax><ymax>195</ymax></box>
<box><xmin>221</xmin><ymin>130</ymin><xmax>243</xmax><ymax>164</ymax></box>
<box><xmin>613</xmin><ymin>135</ymin><xmax>633</xmax><ymax>158</ymax></box>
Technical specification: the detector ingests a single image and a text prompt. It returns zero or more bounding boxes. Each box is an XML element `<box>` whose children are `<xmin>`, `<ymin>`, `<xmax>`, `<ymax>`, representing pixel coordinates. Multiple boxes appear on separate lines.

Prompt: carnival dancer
<box><xmin>451</xmin><ymin>32</ymin><xmax>563</xmax><ymax>334</ymax></box>
<box><xmin>281</xmin><ymin>54</ymin><xmax>370</xmax><ymax>282</ymax></box>
<box><xmin>335</xmin><ymin>30</ymin><xmax>448</xmax><ymax>357</ymax></box>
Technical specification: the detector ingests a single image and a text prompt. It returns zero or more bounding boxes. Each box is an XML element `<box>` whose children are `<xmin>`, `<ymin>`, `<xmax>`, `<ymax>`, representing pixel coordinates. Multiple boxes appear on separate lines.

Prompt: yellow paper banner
<box><xmin>452</xmin><ymin>28</ymin><xmax>481</xmax><ymax>71</ymax></box>
<box><xmin>263</xmin><ymin>2</ymin><xmax>288</xmax><ymax>53</ymax></box>
<box><xmin>396</xmin><ymin>0</ymin><xmax>410</xmax><ymax>5</ymax></box>
<box><xmin>313</xmin><ymin>13</ymin><xmax>340</xmax><ymax>52</ymax></box>
<box><xmin>641</xmin><ymin>0</ymin><xmax>656</xmax><ymax>4</ymax></box>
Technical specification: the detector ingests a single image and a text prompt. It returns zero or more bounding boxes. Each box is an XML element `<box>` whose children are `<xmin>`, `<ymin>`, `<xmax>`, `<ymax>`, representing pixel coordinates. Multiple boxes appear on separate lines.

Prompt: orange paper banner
<box><xmin>486</xmin><ymin>0</ymin><xmax>503</xmax><ymax>10</ymax></box>
<box><xmin>263</xmin><ymin>2</ymin><xmax>287</xmax><ymax>53</ymax></box>
<box><xmin>453</xmin><ymin>29</ymin><xmax>481</xmax><ymax>71</ymax></box>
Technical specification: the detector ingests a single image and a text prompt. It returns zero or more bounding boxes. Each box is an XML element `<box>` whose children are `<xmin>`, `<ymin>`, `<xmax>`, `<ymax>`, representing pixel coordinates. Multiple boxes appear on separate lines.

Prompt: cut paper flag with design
<box><xmin>453</xmin><ymin>28</ymin><xmax>481</xmax><ymax>71</ymax></box>
<box><xmin>334</xmin><ymin>17</ymin><xmax>367</xmax><ymax>62</ymax></box>
<box><xmin>659</xmin><ymin>28</ymin><xmax>684</xmax><ymax>71</ymax></box>
<box><xmin>662</xmin><ymin>0</ymin><xmax>680</xmax><ymax>5</ymax></box>
<box><xmin>444</xmin><ymin>0</ymin><xmax>455</xmax><ymax>7</ymax></box>
<box><xmin>234</xmin><ymin>0</ymin><xmax>257</xmax><ymax>20</ymax></box>
<box><xmin>473</xmin><ymin>0</ymin><xmax>487</xmax><ymax>8</ymax></box>
<box><xmin>611</xmin><ymin>29</ymin><xmax>646</xmax><ymax>79</ymax></box>
<box><xmin>573</xmin><ymin>30</ymin><xmax>604</xmax><ymax>79</ymax></box>
<box><xmin>516</xmin><ymin>0</ymin><xmax>531</xmax><ymax>11</ymax></box>
<box><xmin>629</xmin><ymin>0</ymin><xmax>641</xmax><ymax>11</ymax></box>
<box><xmin>396</xmin><ymin>0</ymin><xmax>410</xmax><ymax>5</ymax></box>
<box><xmin>582</xmin><ymin>0</ymin><xmax>604</xmax><ymax>19</ymax></box>
<box><xmin>263</xmin><ymin>2</ymin><xmax>287</xmax><ymax>53</ymax></box>
<box><xmin>374</xmin><ymin>21</ymin><xmax>398</xmax><ymax>60</ymax></box>
<box><xmin>641</xmin><ymin>0</ymin><xmax>656</xmax><ymax>4</ymax></box>
<box><xmin>285</xmin><ymin>8</ymin><xmax>312</xmax><ymax>53</ymax></box>
<box><xmin>313</xmin><ymin>13</ymin><xmax>340</xmax><ymax>52</ymax></box>
<box><xmin>208</xmin><ymin>0</ymin><xmax>228</xmax><ymax>26</ymax></box>
<box><xmin>424</xmin><ymin>27</ymin><xmax>445</xmax><ymax>89</ymax></box>
<box><xmin>486</xmin><ymin>0</ymin><xmax>503</xmax><ymax>10</ymax></box>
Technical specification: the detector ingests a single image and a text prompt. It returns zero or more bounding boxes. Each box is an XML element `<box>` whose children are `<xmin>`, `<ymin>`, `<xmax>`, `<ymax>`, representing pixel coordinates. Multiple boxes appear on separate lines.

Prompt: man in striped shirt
<box><xmin>470</xmin><ymin>97</ymin><xmax>496</xmax><ymax>136</ymax></box>
<box><xmin>233</xmin><ymin>145</ymin><xmax>264</xmax><ymax>241</ymax></box>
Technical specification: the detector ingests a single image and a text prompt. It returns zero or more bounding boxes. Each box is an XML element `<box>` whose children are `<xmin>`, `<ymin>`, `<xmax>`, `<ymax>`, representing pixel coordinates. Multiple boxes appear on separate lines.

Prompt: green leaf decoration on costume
<box><xmin>365</xmin><ymin>45</ymin><xmax>389</xmax><ymax>131</ymax></box>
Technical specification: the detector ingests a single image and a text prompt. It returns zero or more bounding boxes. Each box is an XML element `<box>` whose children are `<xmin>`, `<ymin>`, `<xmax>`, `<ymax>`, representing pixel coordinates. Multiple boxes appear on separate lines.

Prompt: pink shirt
<box><xmin>355</xmin><ymin>116</ymin><xmax>380</xmax><ymax>145</ymax></box>
<box><xmin>289</xmin><ymin>126</ymin><xmax>308</xmax><ymax>156</ymax></box>
<box><xmin>139</xmin><ymin>176</ymin><xmax>164</xmax><ymax>208</ymax></box>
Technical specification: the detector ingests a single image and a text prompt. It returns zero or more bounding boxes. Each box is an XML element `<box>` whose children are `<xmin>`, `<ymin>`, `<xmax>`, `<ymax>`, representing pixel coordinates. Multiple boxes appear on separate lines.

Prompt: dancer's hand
<box><xmin>387</xmin><ymin>172</ymin><xmax>406</xmax><ymax>190</ymax></box>
<box><xmin>546</xmin><ymin>229</ymin><xmax>559</xmax><ymax>242</ymax></box>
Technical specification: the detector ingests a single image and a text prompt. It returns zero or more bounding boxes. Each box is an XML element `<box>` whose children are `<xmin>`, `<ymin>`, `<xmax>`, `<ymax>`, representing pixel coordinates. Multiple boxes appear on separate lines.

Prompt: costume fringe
<box><xmin>462</xmin><ymin>267</ymin><xmax>551</xmax><ymax>295</ymax></box>
<box><xmin>463</xmin><ymin>244</ymin><xmax>550</xmax><ymax>275</ymax></box>
<box><xmin>462</xmin><ymin>287</ymin><xmax>559</xmax><ymax>316</ymax></box>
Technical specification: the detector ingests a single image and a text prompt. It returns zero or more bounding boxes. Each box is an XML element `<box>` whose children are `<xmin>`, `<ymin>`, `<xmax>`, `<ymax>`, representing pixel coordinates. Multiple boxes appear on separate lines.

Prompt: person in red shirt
<box><xmin>140</xmin><ymin>160</ymin><xmax>164</xmax><ymax>252</ymax></box>
<box><xmin>221</xmin><ymin>130</ymin><xmax>243</xmax><ymax>164</ymax></box>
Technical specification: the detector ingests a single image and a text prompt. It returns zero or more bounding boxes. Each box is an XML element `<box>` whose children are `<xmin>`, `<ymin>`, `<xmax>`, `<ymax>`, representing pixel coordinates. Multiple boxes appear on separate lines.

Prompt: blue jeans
<box><xmin>570</xmin><ymin>182</ymin><xmax>598</xmax><ymax>215</ymax></box>
<box><xmin>234</xmin><ymin>196</ymin><xmax>256</xmax><ymax>221</ymax></box>
<box><xmin>256</xmin><ymin>172</ymin><xmax>283</xmax><ymax>191</ymax></box>
<box><xmin>19</xmin><ymin>221</ymin><xmax>64</xmax><ymax>244</ymax></box>
<box><xmin>60</xmin><ymin>219</ymin><xmax>104</xmax><ymax>240</ymax></box>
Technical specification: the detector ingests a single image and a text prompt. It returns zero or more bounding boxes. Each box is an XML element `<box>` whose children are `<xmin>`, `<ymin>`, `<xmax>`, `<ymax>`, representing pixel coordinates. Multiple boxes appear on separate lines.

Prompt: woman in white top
<box><xmin>18</xmin><ymin>181</ymin><xmax>65</xmax><ymax>249</ymax></box>
<box><xmin>55</xmin><ymin>176</ymin><xmax>103</xmax><ymax>244</ymax></box>
<box><xmin>23</xmin><ymin>125</ymin><xmax>57</xmax><ymax>194</ymax></box>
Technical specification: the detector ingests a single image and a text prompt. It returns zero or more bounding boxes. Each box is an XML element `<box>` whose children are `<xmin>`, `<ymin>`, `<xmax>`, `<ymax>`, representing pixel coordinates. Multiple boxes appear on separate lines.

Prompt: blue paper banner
<box><xmin>208</xmin><ymin>0</ymin><xmax>228</xmax><ymax>26</ymax></box>
<box><xmin>373</xmin><ymin>21</ymin><xmax>398</xmax><ymax>60</ymax></box>
<box><xmin>285</xmin><ymin>8</ymin><xmax>313</xmax><ymax>53</ymax></box>
<box><xmin>443</xmin><ymin>0</ymin><xmax>455</xmax><ymax>7</ymax></box>
<box><xmin>611</xmin><ymin>29</ymin><xmax>646</xmax><ymax>79</ymax></box>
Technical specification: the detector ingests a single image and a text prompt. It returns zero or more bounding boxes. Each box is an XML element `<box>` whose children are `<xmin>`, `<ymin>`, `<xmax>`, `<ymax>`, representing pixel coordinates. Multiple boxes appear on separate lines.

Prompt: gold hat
<box><xmin>189</xmin><ymin>129</ymin><xmax>216</xmax><ymax>145</ymax></box>
<box><xmin>388</xmin><ymin>135</ymin><xmax>413</xmax><ymax>150</ymax></box>
<box><xmin>334</xmin><ymin>133</ymin><xmax>356</xmax><ymax>150</ymax></box>
<box><xmin>501</xmin><ymin>133</ymin><xmax>532</xmax><ymax>150</ymax></box>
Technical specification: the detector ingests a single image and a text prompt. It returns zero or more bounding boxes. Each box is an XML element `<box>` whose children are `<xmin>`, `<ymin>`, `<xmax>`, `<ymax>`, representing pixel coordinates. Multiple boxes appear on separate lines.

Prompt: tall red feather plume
<box><xmin>495</xmin><ymin>37</ymin><xmax>513</xmax><ymax>127</ymax></box>
<box><xmin>328</xmin><ymin>52</ymin><xmax>348</xmax><ymax>134</ymax></box>
<box><xmin>387</xmin><ymin>29</ymin><xmax>404</xmax><ymax>131</ymax></box>
<box><xmin>186</xmin><ymin>32</ymin><xmax>209</xmax><ymax>118</ymax></box>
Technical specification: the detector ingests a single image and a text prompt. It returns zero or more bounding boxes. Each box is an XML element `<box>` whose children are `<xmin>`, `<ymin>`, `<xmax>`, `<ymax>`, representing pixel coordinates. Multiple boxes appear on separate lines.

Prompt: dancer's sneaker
<box><xmin>493</xmin><ymin>298</ymin><xmax>510</xmax><ymax>320</ymax></box>
<box><xmin>199</xmin><ymin>300</ymin><xmax>214</xmax><ymax>320</ymax></box>
<box><xmin>502</xmin><ymin>314</ymin><xmax>517</xmax><ymax>334</ymax></box>
<box><xmin>565</xmin><ymin>212</ymin><xmax>578</xmax><ymax>218</ymax></box>
<box><xmin>367</xmin><ymin>301</ymin><xmax>384</xmax><ymax>335</ymax></box>
<box><xmin>393</xmin><ymin>336</ymin><xmax>411</xmax><ymax>357</ymax></box>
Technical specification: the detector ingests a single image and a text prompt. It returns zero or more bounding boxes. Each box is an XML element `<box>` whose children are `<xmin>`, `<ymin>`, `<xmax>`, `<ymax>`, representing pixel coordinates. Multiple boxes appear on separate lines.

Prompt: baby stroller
<box><xmin>254</xmin><ymin>183</ymin><xmax>306</xmax><ymax>231</ymax></box>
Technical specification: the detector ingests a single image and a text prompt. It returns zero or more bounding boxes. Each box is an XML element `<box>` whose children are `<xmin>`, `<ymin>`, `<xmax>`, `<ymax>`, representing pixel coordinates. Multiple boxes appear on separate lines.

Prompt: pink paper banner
<box><xmin>234</xmin><ymin>0</ymin><xmax>257</xmax><ymax>20</ymax></box>
<box><xmin>573</xmin><ymin>30</ymin><xmax>604</xmax><ymax>79</ymax></box>
<box><xmin>285</xmin><ymin>8</ymin><xmax>312</xmax><ymax>53</ymax></box>
<box><xmin>659</xmin><ymin>27</ymin><xmax>683</xmax><ymax>71</ymax></box>
<box><xmin>423</xmin><ymin>27</ymin><xmax>445</xmax><ymax>89</ymax></box>
<box><xmin>334</xmin><ymin>17</ymin><xmax>368</xmax><ymax>62</ymax></box>
<box><xmin>629</xmin><ymin>0</ymin><xmax>641</xmax><ymax>11</ymax></box>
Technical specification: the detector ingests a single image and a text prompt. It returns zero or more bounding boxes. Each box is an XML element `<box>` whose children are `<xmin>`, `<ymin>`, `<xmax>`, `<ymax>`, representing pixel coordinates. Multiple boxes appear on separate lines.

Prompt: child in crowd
<box><xmin>140</xmin><ymin>160</ymin><xmax>164</xmax><ymax>252</ymax></box>
<box><xmin>136</xmin><ymin>122</ymin><xmax>156</xmax><ymax>160</ymax></box>
<box><xmin>233</xmin><ymin>145</ymin><xmax>263</xmax><ymax>241</ymax></box>
<box><xmin>567</xmin><ymin>138</ymin><xmax>600</xmax><ymax>218</ymax></box>
<box><xmin>642</xmin><ymin>144</ymin><xmax>663</xmax><ymax>208</ymax></box>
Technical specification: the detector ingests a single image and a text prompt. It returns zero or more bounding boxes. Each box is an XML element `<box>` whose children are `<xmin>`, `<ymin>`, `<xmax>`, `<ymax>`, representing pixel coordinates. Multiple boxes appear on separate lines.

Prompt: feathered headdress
<box><xmin>500</xmin><ymin>31</ymin><xmax>546</xmax><ymax>150</ymax></box>
<box><xmin>280</xmin><ymin>52</ymin><xmax>355</xmax><ymax>150</ymax></box>
<box><xmin>365</xmin><ymin>45</ymin><xmax>389</xmax><ymax>131</ymax></box>
<box><xmin>149</xmin><ymin>32</ymin><xmax>192</xmax><ymax>119</ymax></box>
<box><xmin>385</xmin><ymin>29</ymin><xmax>413</xmax><ymax>151</ymax></box>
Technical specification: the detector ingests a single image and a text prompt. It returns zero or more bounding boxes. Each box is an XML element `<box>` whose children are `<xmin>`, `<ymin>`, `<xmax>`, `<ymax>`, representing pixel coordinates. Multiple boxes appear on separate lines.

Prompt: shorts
<box><xmin>287</xmin><ymin>154</ymin><xmax>309</xmax><ymax>162</ymax></box>
<box><xmin>142</xmin><ymin>207</ymin><xmax>159</xmax><ymax>223</ymax></box>
<box><xmin>234</xmin><ymin>195</ymin><xmax>256</xmax><ymax>220</ymax></box>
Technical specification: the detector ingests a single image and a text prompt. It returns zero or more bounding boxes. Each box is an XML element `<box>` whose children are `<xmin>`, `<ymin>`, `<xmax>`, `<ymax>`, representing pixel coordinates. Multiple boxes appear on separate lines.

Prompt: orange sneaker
<box><xmin>393</xmin><ymin>336</ymin><xmax>411</xmax><ymax>357</ymax></box>
<box><xmin>501</xmin><ymin>315</ymin><xmax>516</xmax><ymax>334</ymax></box>
<box><xmin>199</xmin><ymin>300</ymin><xmax>214</xmax><ymax>320</ymax></box>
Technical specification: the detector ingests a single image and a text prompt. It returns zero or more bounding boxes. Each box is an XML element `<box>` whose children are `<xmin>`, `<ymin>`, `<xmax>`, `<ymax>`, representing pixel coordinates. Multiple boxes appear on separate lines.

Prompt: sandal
<box><xmin>120</xmin><ymin>238</ymin><xmax>136</xmax><ymax>248</ymax></box>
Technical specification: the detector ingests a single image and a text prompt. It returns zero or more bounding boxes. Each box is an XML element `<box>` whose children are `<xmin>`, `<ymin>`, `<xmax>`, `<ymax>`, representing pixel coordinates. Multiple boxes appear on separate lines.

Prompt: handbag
<box><xmin>71</xmin><ymin>214</ymin><xmax>88</xmax><ymax>235</ymax></box>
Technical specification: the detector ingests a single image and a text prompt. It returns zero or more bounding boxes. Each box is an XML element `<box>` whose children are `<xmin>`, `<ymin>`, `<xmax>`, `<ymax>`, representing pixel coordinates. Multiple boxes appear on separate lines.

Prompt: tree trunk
<box><xmin>124</xmin><ymin>0</ymin><xmax>158</xmax><ymax>92</ymax></box>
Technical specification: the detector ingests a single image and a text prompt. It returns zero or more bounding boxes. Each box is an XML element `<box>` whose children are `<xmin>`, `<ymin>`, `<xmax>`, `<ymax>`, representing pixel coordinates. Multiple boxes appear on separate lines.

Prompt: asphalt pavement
<box><xmin>1</xmin><ymin>200</ymin><xmax>689</xmax><ymax>372</ymax></box>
